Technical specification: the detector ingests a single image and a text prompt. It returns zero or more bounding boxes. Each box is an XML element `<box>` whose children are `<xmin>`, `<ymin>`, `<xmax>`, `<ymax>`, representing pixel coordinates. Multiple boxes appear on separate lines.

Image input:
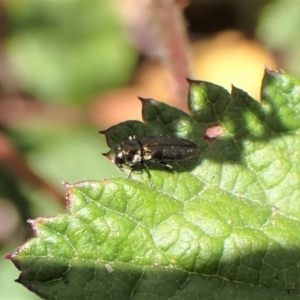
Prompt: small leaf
<box><xmin>7</xmin><ymin>69</ymin><xmax>300</xmax><ymax>299</ymax></box>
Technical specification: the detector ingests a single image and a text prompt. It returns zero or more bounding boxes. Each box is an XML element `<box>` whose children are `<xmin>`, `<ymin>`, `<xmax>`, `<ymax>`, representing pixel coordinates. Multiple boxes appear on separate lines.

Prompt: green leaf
<box><xmin>7</xmin><ymin>69</ymin><xmax>300</xmax><ymax>299</ymax></box>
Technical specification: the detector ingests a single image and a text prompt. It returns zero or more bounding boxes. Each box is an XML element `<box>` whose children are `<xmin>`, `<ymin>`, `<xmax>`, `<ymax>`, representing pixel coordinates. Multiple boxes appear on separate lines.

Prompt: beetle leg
<box><xmin>142</xmin><ymin>161</ymin><xmax>151</xmax><ymax>178</ymax></box>
<box><xmin>127</xmin><ymin>169</ymin><xmax>133</xmax><ymax>178</ymax></box>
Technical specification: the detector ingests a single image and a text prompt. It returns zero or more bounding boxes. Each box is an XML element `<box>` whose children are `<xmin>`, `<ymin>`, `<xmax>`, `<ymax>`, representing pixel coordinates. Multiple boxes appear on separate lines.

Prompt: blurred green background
<box><xmin>1</xmin><ymin>0</ymin><xmax>299</xmax><ymax>299</ymax></box>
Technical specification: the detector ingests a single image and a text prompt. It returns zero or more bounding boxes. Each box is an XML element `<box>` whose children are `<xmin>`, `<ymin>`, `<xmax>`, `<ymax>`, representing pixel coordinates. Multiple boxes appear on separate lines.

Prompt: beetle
<box><xmin>103</xmin><ymin>135</ymin><xmax>199</xmax><ymax>176</ymax></box>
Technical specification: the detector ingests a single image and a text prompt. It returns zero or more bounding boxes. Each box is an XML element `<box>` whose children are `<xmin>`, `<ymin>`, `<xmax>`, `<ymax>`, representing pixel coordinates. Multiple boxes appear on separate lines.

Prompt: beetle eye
<box><xmin>115</xmin><ymin>151</ymin><xmax>125</xmax><ymax>163</ymax></box>
<box><xmin>115</xmin><ymin>152</ymin><xmax>125</xmax><ymax>166</ymax></box>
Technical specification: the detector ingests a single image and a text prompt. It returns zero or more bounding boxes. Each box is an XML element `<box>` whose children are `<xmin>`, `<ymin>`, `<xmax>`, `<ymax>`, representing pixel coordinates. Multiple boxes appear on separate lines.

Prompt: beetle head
<box><xmin>102</xmin><ymin>145</ymin><xmax>125</xmax><ymax>169</ymax></box>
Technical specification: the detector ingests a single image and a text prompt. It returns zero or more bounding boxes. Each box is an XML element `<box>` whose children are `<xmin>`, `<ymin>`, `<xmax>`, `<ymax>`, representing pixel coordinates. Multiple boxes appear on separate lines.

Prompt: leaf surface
<box><xmin>7</xmin><ymin>69</ymin><xmax>300</xmax><ymax>299</ymax></box>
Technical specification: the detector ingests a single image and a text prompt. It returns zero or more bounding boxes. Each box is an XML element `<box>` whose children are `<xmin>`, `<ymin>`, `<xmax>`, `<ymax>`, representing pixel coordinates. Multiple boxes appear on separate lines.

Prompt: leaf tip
<box><xmin>137</xmin><ymin>96</ymin><xmax>151</xmax><ymax>104</ymax></box>
<box><xmin>15</xmin><ymin>277</ymin><xmax>21</xmax><ymax>284</ymax></box>
<box><xmin>186</xmin><ymin>78</ymin><xmax>201</xmax><ymax>84</ymax></box>
<box><xmin>264</xmin><ymin>67</ymin><xmax>285</xmax><ymax>76</ymax></box>
<box><xmin>4</xmin><ymin>248</ymin><xmax>22</xmax><ymax>269</ymax></box>
<box><xmin>3</xmin><ymin>252</ymin><xmax>14</xmax><ymax>260</ymax></box>
<box><xmin>102</xmin><ymin>150</ymin><xmax>115</xmax><ymax>165</ymax></box>
<box><xmin>264</xmin><ymin>65</ymin><xmax>271</xmax><ymax>72</ymax></box>
<box><xmin>27</xmin><ymin>218</ymin><xmax>40</xmax><ymax>235</ymax></box>
<box><xmin>63</xmin><ymin>181</ymin><xmax>71</xmax><ymax>188</ymax></box>
<box><xmin>231</xmin><ymin>84</ymin><xmax>243</xmax><ymax>96</ymax></box>
<box><xmin>102</xmin><ymin>150</ymin><xmax>112</xmax><ymax>158</ymax></box>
